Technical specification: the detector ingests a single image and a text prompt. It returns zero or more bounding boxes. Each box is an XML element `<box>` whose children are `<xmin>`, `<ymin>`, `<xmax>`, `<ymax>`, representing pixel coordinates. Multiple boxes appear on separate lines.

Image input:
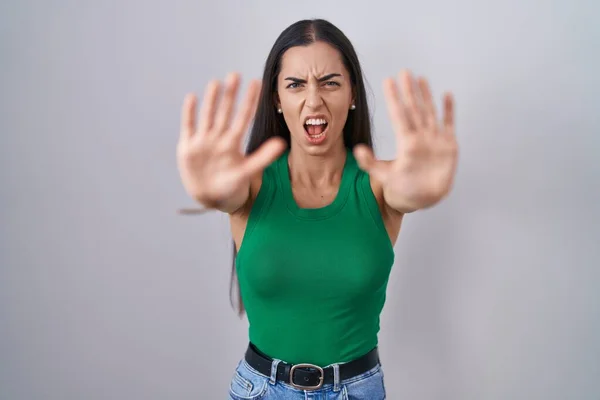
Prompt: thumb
<box><xmin>353</xmin><ymin>144</ymin><xmax>386</xmax><ymax>181</ymax></box>
<box><xmin>243</xmin><ymin>137</ymin><xmax>287</xmax><ymax>177</ymax></box>
<box><xmin>353</xmin><ymin>144</ymin><xmax>377</xmax><ymax>171</ymax></box>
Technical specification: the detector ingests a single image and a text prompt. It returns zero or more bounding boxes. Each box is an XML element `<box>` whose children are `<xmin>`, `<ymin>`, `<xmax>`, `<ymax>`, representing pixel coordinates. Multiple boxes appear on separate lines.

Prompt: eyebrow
<box><xmin>284</xmin><ymin>73</ymin><xmax>342</xmax><ymax>84</ymax></box>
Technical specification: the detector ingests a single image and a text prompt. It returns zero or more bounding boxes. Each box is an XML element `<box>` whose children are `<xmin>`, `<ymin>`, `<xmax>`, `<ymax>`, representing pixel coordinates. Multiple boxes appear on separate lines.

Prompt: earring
<box><xmin>350</xmin><ymin>104</ymin><xmax>356</xmax><ymax>110</ymax></box>
<box><xmin>277</xmin><ymin>108</ymin><xmax>282</xmax><ymax>114</ymax></box>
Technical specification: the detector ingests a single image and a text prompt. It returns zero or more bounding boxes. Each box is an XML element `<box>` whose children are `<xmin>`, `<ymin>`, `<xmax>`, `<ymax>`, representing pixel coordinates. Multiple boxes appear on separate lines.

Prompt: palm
<box><xmin>177</xmin><ymin>73</ymin><xmax>286</xmax><ymax>209</ymax></box>
<box><xmin>354</xmin><ymin>70</ymin><xmax>458</xmax><ymax>212</ymax></box>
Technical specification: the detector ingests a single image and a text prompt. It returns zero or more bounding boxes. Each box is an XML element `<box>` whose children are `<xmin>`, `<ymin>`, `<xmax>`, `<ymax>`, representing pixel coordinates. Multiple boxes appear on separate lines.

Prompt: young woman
<box><xmin>177</xmin><ymin>18</ymin><xmax>458</xmax><ymax>400</ymax></box>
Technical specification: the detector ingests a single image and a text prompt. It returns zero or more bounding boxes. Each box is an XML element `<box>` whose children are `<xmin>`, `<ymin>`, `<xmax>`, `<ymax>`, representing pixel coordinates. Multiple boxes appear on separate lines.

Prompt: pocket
<box><xmin>228</xmin><ymin>361</ymin><xmax>270</xmax><ymax>400</ymax></box>
<box><xmin>342</xmin><ymin>364</ymin><xmax>386</xmax><ymax>400</ymax></box>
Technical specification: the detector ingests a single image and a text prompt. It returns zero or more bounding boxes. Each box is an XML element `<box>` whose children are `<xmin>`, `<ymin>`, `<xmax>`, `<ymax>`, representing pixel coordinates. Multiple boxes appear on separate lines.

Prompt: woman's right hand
<box><xmin>177</xmin><ymin>73</ymin><xmax>286</xmax><ymax>213</ymax></box>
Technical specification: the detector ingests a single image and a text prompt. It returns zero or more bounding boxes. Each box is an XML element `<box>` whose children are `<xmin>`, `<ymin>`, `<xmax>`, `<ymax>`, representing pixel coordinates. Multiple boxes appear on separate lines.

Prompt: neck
<box><xmin>287</xmin><ymin>142</ymin><xmax>347</xmax><ymax>188</ymax></box>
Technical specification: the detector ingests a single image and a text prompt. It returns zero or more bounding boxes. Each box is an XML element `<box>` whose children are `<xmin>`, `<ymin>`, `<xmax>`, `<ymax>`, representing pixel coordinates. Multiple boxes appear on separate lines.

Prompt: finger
<box><xmin>198</xmin><ymin>80</ymin><xmax>221</xmax><ymax>134</ymax></box>
<box><xmin>180</xmin><ymin>93</ymin><xmax>197</xmax><ymax>141</ymax></box>
<box><xmin>443</xmin><ymin>92</ymin><xmax>455</xmax><ymax>134</ymax></box>
<box><xmin>229</xmin><ymin>79</ymin><xmax>262</xmax><ymax>142</ymax></box>
<box><xmin>242</xmin><ymin>137</ymin><xmax>287</xmax><ymax>177</ymax></box>
<box><xmin>383</xmin><ymin>78</ymin><xmax>410</xmax><ymax>135</ymax></box>
<box><xmin>353</xmin><ymin>144</ymin><xmax>387</xmax><ymax>182</ymax></box>
<box><xmin>418</xmin><ymin>77</ymin><xmax>437</xmax><ymax>131</ymax></box>
<box><xmin>399</xmin><ymin>70</ymin><xmax>422</xmax><ymax>130</ymax></box>
<box><xmin>214</xmin><ymin>72</ymin><xmax>241</xmax><ymax>133</ymax></box>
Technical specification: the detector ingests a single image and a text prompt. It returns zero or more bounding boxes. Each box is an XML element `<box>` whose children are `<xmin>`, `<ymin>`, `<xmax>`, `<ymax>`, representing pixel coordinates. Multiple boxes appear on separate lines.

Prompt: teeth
<box><xmin>305</xmin><ymin>118</ymin><xmax>327</xmax><ymax>125</ymax></box>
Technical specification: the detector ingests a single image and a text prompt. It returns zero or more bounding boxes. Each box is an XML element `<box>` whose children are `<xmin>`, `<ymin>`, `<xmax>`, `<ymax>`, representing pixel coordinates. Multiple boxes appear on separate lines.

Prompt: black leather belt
<box><xmin>244</xmin><ymin>343</ymin><xmax>380</xmax><ymax>390</ymax></box>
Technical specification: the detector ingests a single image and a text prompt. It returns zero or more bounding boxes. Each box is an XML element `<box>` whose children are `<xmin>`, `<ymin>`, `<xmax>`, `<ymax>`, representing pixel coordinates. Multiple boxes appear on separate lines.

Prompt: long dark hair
<box><xmin>230</xmin><ymin>18</ymin><xmax>375</xmax><ymax>316</ymax></box>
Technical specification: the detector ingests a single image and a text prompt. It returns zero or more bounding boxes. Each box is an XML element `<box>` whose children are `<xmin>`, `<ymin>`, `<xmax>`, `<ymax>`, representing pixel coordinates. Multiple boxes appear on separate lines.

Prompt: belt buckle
<box><xmin>289</xmin><ymin>363</ymin><xmax>324</xmax><ymax>390</ymax></box>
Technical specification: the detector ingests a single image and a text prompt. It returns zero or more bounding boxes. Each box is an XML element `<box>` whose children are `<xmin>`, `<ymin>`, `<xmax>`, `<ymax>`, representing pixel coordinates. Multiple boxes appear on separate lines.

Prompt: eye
<box><xmin>286</xmin><ymin>82</ymin><xmax>302</xmax><ymax>89</ymax></box>
<box><xmin>324</xmin><ymin>81</ymin><xmax>340</xmax><ymax>86</ymax></box>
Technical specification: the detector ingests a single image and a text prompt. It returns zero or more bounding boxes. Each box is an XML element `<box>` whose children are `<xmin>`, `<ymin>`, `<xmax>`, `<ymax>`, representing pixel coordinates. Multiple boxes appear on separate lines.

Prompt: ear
<box><xmin>273</xmin><ymin>91</ymin><xmax>281</xmax><ymax>109</ymax></box>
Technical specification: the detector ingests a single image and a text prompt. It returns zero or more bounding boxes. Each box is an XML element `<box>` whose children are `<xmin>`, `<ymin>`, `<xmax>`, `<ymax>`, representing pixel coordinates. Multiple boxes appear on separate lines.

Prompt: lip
<box><xmin>303</xmin><ymin>114</ymin><xmax>329</xmax><ymax>124</ymax></box>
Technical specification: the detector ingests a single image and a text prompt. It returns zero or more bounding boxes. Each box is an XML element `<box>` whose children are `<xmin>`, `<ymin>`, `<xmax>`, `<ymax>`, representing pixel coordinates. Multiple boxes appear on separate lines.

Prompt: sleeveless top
<box><xmin>235</xmin><ymin>147</ymin><xmax>395</xmax><ymax>367</ymax></box>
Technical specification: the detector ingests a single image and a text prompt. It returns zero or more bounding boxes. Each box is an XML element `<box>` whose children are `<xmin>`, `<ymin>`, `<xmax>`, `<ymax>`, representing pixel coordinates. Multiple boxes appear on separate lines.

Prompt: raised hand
<box><xmin>177</xmin><ymin>73</ymin><xmax>286</xmax><ymax>212</ymax></box>
<box><xmin>354</xmin><ymin>70</ymin><xmax>459</xmax><ymax>213</ymax></box>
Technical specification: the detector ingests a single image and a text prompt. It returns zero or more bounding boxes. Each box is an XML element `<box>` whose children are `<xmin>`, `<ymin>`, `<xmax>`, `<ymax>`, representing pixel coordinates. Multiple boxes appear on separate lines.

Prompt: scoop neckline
<box><xmin>277</xmin><ymin>148</ymin><xmax>356</xmax><ymax>220</ymax></box>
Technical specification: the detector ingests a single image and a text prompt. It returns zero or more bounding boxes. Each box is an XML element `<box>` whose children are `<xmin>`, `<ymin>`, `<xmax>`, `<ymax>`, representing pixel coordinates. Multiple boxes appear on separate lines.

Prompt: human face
<box><xmin>276</xmin><ymin>41</ymin><xmax>354</xmax><ymax>155</ymax></box>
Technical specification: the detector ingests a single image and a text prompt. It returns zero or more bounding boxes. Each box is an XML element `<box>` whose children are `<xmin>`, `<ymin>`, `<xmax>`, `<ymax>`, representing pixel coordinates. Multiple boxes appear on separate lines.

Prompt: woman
<box><xmin>177</xmin><ymin>19</ymin><xmax>458</xmax><ymax>400</ymax></box>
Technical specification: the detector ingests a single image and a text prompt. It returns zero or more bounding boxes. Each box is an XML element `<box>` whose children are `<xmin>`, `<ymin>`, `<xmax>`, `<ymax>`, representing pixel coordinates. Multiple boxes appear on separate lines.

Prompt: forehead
<box><xmin>279</xmin><ymin>41</ymin><xmax>347</xmax><ymax>77</ymax></box>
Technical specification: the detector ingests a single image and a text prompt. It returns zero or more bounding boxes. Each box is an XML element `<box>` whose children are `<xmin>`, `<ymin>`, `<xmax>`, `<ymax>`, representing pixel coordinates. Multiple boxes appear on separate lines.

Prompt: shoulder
<box><xmin>359</xmin><ymin>161</ymin><xmax>404</xmax><ymax>243</ymax></box>
<box><xmin>231</xmin><ymin>151</ymin><xmax>283</xmax><ymax>218</ymax></box>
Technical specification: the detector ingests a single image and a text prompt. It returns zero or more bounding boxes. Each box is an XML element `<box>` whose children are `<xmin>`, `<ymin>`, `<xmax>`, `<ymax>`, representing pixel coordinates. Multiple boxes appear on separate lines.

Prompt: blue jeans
<box><xmin>228</xmin><ymin>358</ymin><xmax>386</xmax><ymax>400</ymax></box>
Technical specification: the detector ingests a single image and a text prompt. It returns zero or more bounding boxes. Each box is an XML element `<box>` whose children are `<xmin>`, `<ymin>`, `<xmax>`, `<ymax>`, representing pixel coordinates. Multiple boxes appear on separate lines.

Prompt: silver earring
<box><xmin>350</xmin><ymin>104</ymin><xmax>356</xmax><ymax>110</ymax></box>
<box><xmin>277</xmin><ymin>108</ymin><xmax>282</xmax><ymax>114</ymax></box>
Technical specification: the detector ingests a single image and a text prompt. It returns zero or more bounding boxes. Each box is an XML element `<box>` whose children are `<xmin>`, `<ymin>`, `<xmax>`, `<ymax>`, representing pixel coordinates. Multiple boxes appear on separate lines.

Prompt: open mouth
<box><xmin>303</xmin><ymin>117</ymin><xmax>329</xmax><ymax>143</ymax></box>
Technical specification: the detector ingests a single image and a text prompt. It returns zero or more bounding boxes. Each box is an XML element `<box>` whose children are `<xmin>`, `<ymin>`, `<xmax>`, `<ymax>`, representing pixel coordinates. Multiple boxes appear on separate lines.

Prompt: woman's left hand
<box><xmin>354</xmin><ymin>70</ymin><xmax>459</xmax><ymax>213</ymax></box>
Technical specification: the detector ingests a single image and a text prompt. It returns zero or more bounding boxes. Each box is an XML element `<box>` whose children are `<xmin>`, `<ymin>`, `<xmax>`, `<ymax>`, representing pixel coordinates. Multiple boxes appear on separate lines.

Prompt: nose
<box><xmin>305</xmin><ymin>85</ymin><xmax>324</xmax><ymax>109</ymax></box>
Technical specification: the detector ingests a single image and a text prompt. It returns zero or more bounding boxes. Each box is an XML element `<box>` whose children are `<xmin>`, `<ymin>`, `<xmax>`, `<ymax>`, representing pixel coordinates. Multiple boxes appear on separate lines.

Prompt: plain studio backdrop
<box><xmin>1</xmin><ymin>1</ymin><xmax>599</xmax><ymax>399</ymax></box>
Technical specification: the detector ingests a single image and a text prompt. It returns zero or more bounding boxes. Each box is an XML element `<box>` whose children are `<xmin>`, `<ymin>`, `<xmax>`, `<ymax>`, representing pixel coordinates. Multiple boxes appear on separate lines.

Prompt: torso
<box><xmin>228</xmin><ymin>149</ymin><xmax>403</xmax><ymax>366</ymax></box>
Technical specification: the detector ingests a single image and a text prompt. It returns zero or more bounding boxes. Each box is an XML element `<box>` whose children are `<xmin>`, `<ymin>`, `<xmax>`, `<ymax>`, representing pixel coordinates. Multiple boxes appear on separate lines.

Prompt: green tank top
<box><xmin>236</xmin><ymin>147</ymin><xmax>395</xmax><ymax>367</ymax></box>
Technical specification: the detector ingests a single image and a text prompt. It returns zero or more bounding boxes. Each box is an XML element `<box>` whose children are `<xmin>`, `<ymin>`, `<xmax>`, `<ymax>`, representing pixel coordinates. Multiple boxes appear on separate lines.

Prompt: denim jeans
<box><xmin>228</xmin><ymin>358</ymin><xmax>386</xmax><ymax>400</ymax></box>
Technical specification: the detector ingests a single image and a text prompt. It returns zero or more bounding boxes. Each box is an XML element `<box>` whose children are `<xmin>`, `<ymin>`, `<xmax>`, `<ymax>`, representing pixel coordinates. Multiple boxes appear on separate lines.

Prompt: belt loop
<box><xmin>269</xmin><ymin>359</ymin><xmax>281</xmax><ymax>385</ymax></box>
<box><xmin>332</xmin><ymin>363</ymin><xmax>341</xmax><ymax>392</ymax></box>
